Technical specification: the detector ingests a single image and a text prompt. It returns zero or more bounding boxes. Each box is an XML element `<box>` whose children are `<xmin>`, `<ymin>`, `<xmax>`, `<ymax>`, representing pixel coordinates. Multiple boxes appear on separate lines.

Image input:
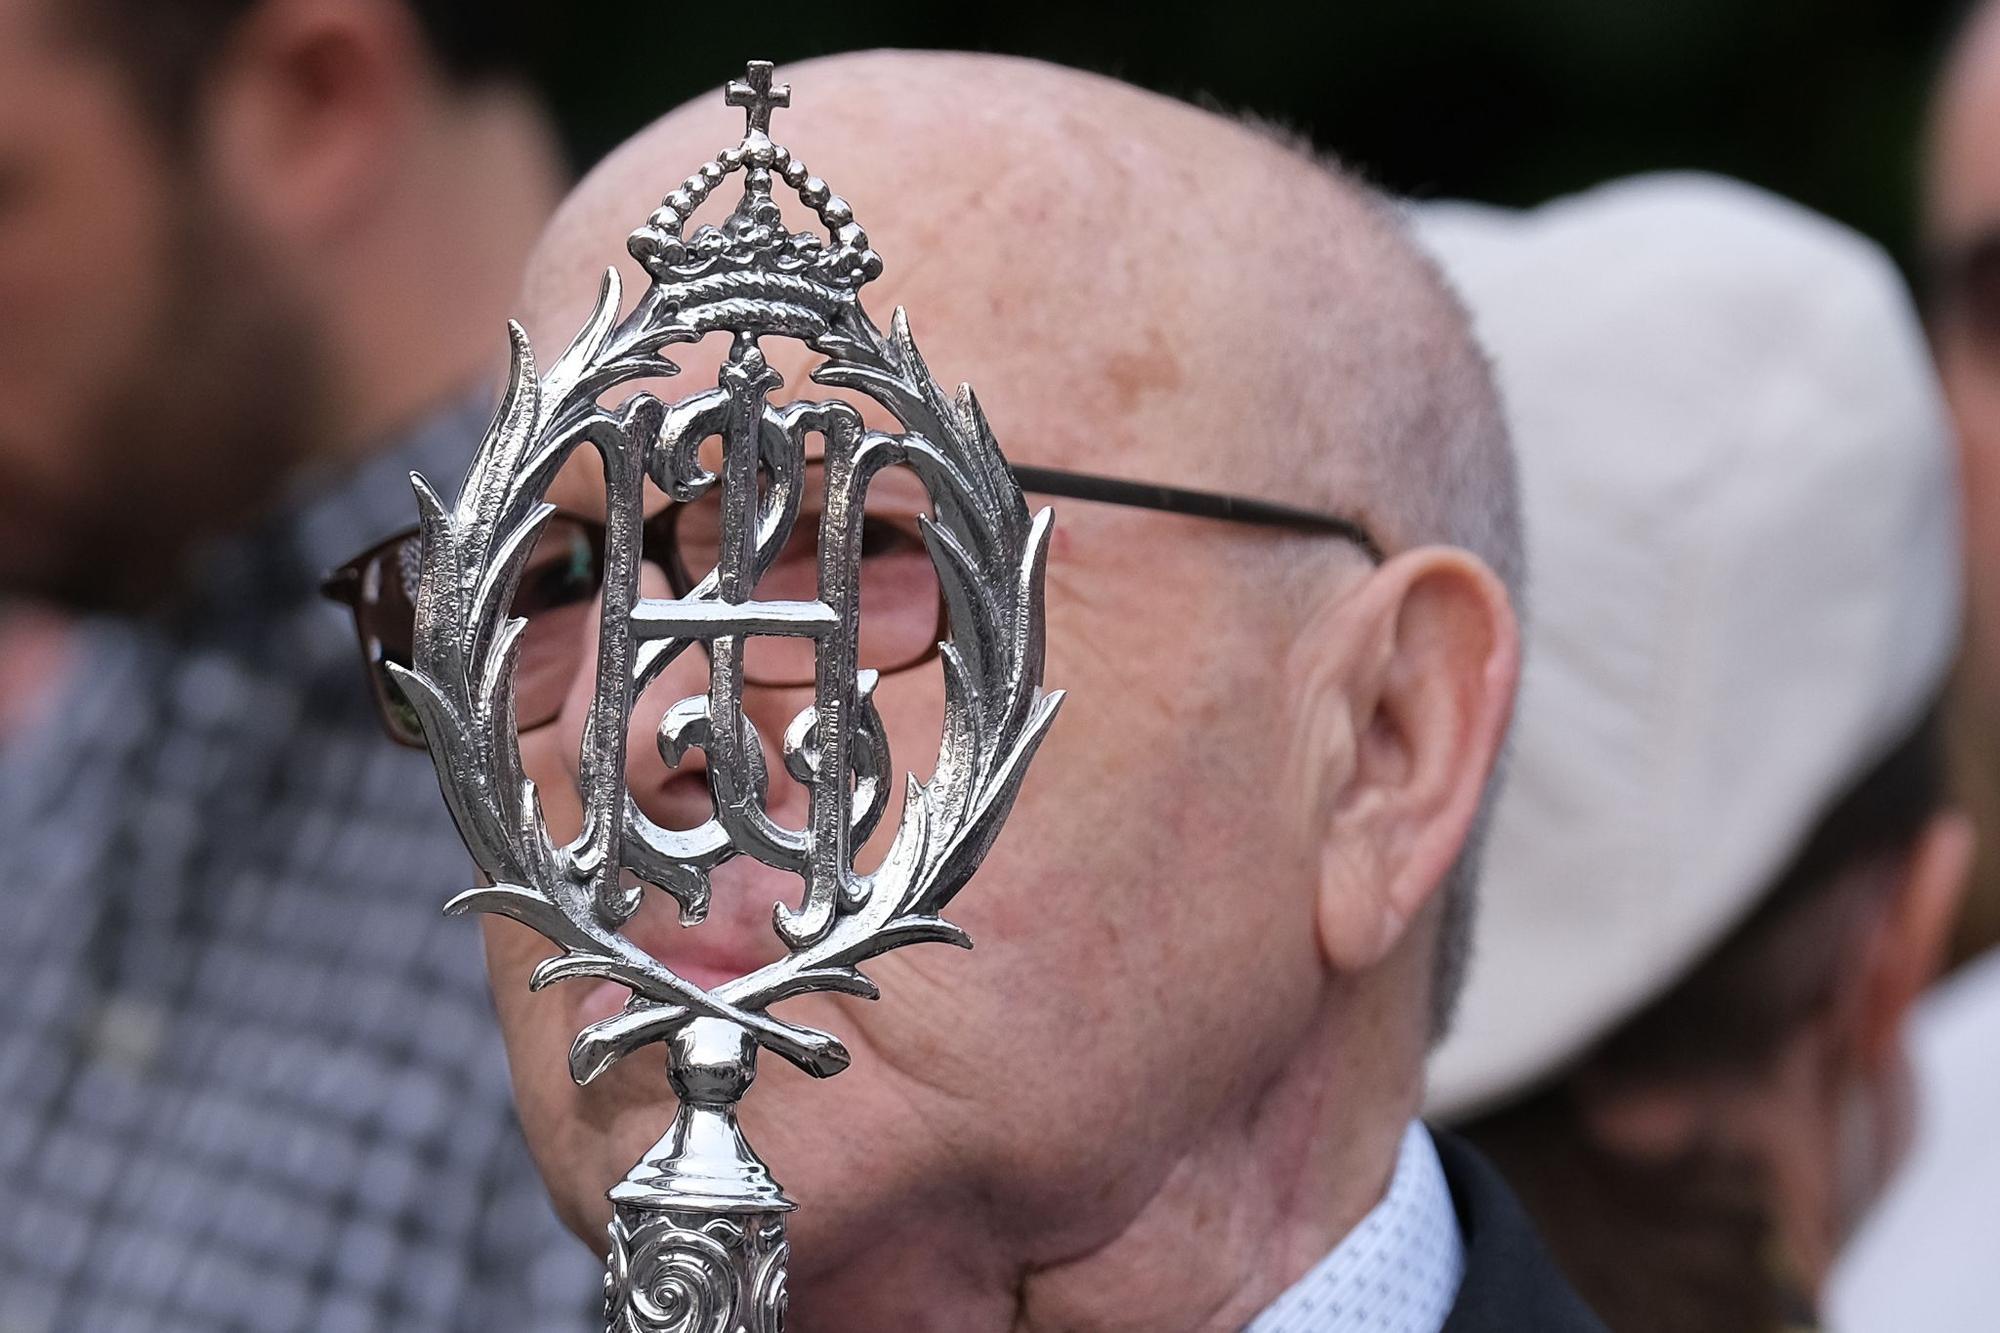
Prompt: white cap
<box><xmin>1414</xmin><ymin>173</ymin><xmax>1962</xmax><ymax>1120</ymax></box>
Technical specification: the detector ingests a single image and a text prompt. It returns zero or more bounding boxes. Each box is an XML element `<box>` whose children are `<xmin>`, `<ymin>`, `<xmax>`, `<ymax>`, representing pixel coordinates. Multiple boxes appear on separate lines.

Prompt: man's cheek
<box><xmin>520</xmin><ymin>726</ymin><xmax>586</xmax><ymax>841</ymax></box>
<box><xmin>483</xmin><ymin>914</ymin><xmax>562</xmax><ymax>995</ymax></box>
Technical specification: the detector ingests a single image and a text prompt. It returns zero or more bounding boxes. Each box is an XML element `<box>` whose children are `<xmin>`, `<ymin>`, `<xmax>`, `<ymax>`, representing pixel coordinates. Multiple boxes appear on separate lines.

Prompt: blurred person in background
<box><xmin>0</xmin><ymin>0</ymin><xmax>596</xmax><ymax>1327</ymax></box>
<box><xmin>1826</xmin><ymin>5</ymin><xmax>2000</xmax><ymax>1327</ymax></box>
<box><xmin>1921</xmin><ymin>0</ymin><xmax>2000</xmax><ymax>971</ymax></box>
<box><xmin>1414</xmin><ymin>174</ymin><xmax>1971</xmax><ymax>1333</ymax></box>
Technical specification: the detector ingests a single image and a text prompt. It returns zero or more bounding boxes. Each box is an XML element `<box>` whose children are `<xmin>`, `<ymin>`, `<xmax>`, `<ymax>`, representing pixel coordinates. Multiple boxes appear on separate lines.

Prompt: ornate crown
<box><xmin>626</xmin><ymin>62</ymin><xmax>884</xmax><ymax>295</ymax></box>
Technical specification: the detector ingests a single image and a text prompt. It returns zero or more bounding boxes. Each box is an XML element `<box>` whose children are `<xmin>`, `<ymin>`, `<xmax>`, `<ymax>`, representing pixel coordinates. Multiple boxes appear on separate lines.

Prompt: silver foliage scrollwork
<box><xmin>606</xmin><ymin>1211</ymin><xmax>788</xmax><ymax>1333</ymax></box>
<box><xmin>749</xmin><ymin>1234</ymin><xmax>788</xmax><ymax>1331</ymax></box>
<box><xmin>391</xmin><ymin>231</ymin><xmax>1060</xmax><ymax>1082</ymax></box>
<box><xmin>391</xmin><ymin>59</ymin><xmax>1059</xmax><ymax>1324</ymax></box>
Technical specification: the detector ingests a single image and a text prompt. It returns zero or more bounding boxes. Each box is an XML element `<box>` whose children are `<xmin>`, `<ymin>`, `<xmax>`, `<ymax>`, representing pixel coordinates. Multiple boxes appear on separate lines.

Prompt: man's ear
<box><xmin>196</xmin><ymin>0</ymin><xmax>426</xmax><ymax>241</ymax></box>
<box><xmin>1853</xmin><ymin>809</ymin><xmax>1975</xmax><ymax>1071</ymax></box>
<box><xmin>1290</xmin><ymin>546</ymin><xmax>1520</xmax><ymax>974</ymax></box>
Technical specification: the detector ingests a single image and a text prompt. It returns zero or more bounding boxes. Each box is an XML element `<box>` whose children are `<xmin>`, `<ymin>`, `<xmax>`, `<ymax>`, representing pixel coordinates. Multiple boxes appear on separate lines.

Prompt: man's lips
<box><xmin>572</xmin><ymin>864</ymin><xmax>795</xmax><ymax>1027</ymax></box>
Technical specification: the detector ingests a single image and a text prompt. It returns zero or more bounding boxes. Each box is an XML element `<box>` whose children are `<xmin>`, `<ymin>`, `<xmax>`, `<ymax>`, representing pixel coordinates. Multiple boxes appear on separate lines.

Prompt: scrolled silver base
<box><xmin>604</xmin><ymin>1205</ymin><xmax>787</xmax><ymax>1333</ymax></box>
<box><xmin>603</xmin><ymin>1018</ymin><xmax>792</xmax><ymax>1333</ymax></box>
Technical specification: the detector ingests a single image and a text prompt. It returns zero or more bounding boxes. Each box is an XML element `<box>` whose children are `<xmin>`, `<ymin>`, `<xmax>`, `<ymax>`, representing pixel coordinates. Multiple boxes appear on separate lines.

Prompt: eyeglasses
<box><xmin>322</xmin><ymin>461</ymin><xmax>1385</xmax><ymax>748</ymax></box>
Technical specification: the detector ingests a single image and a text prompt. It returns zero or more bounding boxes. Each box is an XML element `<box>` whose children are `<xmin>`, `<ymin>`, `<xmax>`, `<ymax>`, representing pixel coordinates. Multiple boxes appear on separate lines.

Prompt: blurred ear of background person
<box><xmin>0</xmin><ymin>1</ymin><xmax>596</xmax><ymax>1328</ymax></box>
<box><xmin>1823</xmin><ymin>4</ymin><xmax>2000</xmax><ymax>1328</ymax></box>
<box><xmin>1415</xmin><ymin>173</ymin><xmax>1969</xmax><ymax>1333</ymax></box>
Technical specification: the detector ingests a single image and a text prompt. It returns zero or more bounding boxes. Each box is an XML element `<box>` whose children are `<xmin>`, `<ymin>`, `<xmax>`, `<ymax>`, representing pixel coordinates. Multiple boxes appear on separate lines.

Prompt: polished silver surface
<box><xmin>391</xmin><ymin>61</ymin><xmax>1061</xmax><ymax>1330</ymax></box>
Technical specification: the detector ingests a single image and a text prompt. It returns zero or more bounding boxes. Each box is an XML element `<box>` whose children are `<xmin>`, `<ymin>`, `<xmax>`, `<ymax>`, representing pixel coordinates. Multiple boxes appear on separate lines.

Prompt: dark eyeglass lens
<box><xmin>357</xmin><ymin>540</ymin><xmax>423</xmax><ymax>745</ymax></box>
<box><xmin>851</xmin><ymin>520</ymin><xmax>942</xmax><ymax>679</ymax></box>
<box><xmin>509</xmin><ymin>517</ymin><xmax>603</xmax><ymax>728</ymax></box>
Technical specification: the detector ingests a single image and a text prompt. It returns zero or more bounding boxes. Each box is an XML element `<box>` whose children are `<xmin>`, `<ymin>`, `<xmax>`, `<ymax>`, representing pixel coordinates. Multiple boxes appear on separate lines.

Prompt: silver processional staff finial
<box><xmin>392</xmin><ymin>58</ymin><xmax>1061</xmax><ymax>1332</ymax></box>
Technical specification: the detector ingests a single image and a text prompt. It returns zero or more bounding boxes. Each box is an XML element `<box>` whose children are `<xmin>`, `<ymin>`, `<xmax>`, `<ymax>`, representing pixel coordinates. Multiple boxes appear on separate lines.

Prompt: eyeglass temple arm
<box><xmin>317</xmin><ymin>467</ymin><xmax>1386</xmax><ymax>604</ymax></box>
<box><xmin>320</xmin><ymin>566</ymin><xmax>361</xmax><ymax>606</ymax></box>
<box><xmin>1006</xmin><ymin>464</ymin><xmax>1386</xmax><ymax>563</ymax></box>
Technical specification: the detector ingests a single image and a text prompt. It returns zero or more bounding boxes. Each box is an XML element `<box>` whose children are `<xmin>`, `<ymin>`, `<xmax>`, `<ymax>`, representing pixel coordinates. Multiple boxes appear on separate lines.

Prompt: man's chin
<box><xmin>515</xmin><ymin>1028</ymin><xmax>799</xmax><ymax>1253</ymax></box>
<box><xmin>0</xmin><ymin>496</ymin><xmax>124</xmax><ymax>610</ymax></box>
<box><xmin>487</xmin><ymin>872</ymin><xmax>915</xmax><ymax>1252</ymax></box>
<box><xmin>496</xmin><ymin>1000</ymin><xmax>669</xmax><ymax>1244</ymax></box>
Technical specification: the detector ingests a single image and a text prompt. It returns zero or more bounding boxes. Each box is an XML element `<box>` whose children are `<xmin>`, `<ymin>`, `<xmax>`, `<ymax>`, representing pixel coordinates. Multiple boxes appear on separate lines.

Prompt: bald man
<box><xmin>331</xmin><ymin>51</ymin><xmax>1603</xmax><ymax>1330</ymax></box>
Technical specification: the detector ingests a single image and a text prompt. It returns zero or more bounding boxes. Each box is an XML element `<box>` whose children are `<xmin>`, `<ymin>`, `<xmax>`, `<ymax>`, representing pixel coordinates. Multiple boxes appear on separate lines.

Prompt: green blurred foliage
<box><xmin>533</xmin><ymin>0</ymin><xmax>1964</xmax><ymax>266</ymax></box>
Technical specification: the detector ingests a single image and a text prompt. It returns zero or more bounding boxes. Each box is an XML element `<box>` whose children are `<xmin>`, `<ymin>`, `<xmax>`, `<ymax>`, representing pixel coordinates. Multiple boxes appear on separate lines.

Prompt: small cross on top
<box><xmin>727</xmin><ymin>61</ymin><xmax>790</xmax><ymax>137</ymax></box>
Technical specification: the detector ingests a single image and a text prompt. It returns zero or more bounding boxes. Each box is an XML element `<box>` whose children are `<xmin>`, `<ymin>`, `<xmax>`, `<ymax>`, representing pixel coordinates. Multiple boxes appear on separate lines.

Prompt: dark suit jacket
<box><xmin>1434</xmin><ymin>1130</ymin><xmax>1610</xmax><ymax>1332</ymax></box>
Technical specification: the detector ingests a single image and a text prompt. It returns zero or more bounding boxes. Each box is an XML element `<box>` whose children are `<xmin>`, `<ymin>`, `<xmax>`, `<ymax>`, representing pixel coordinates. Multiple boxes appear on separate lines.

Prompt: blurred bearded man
<box><xmin>1918</xmin><ymin>0</ymin><xmax>2000</xmax><ymax>966</ymax></box>
<box><xmin>329</xmin><ymin>51</ymin><xmax>1606</xmax><ymax>1331</ymax></box>
<box><xmin>0</xmin><ymin>1</ymin><xmax>599</xmax><ymax>1327</ymax></box>
<box><xmin>1827</xmin><ymin>4</ymin><xmax>2000</xmax><ymax>1327</ymax></box>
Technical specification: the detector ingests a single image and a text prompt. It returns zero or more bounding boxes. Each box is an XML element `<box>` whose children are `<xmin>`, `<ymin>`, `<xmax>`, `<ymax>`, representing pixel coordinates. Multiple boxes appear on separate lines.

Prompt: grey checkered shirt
<box><xmin>0</xmin><ymin>398</ymin><xmax>602</xmax><ymax>1332</ymax></box>
<box><xmin>1246</xmin><ymin>1123</ymin><xmax>1465</xmax><ymax>1333</ymax></box>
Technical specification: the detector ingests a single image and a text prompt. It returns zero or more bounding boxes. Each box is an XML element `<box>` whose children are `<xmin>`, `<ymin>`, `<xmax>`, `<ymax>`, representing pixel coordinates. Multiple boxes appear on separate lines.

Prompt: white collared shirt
<box><xmin>1830</xmin><ymin>946</ymin><xmax>2000</xmax><ymax>1332</ymax></box>
<box><xmin>1245</xmin><ymin>1122</ymin><xmax>1465</xmax><ymax>1333</ymax></box>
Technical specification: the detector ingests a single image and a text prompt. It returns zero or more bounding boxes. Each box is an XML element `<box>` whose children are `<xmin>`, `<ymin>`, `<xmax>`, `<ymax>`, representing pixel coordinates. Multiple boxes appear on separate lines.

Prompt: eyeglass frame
<box><xmin>321</xmin><ymin>463</ymin><xmax>1387</xmax><ymax>748</ymax></box>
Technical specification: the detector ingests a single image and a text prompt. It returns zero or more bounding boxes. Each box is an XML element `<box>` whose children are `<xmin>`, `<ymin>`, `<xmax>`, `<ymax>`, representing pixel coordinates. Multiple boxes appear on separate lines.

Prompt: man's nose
<box><xmin>621</xmin><ymin>565</ymin><xmax>805</xmax><ymax>832</ymax></box>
